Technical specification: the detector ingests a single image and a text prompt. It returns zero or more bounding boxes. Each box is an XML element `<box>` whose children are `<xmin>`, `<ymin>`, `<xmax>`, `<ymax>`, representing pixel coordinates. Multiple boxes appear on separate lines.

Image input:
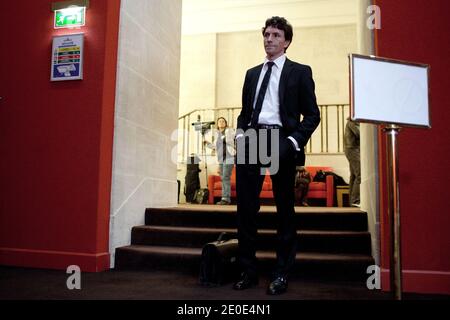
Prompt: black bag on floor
<box><xmin>199</xmin><ymin>232</ymin><xmax>239</xmax><ymax>287</ymax></box>
<box><xmin>193</xmin><ymin>188</ymin><xmax>209</xmax><ymax>204</ymax></box>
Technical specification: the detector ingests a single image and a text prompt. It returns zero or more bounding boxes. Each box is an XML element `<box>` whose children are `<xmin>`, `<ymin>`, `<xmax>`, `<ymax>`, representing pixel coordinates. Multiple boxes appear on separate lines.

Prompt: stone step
<box><xmin>131</xmin><ymin>225</ymin><xmax>372</xmax><ymax>255</ymax></box>
<box><xmin>145</xmin><ymin>206</ymin><xmax>368</xmax><ymax>231</ymax></box>
<box><xmin>115</xmin><ymin>245</ymin><xmax>375</xmax><ymax>280</ymax></box>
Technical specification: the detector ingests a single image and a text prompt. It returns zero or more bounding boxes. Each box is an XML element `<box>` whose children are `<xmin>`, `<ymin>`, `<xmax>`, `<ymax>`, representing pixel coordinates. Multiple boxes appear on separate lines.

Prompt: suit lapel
<box><xmin>279</xmin><ymin>58</ymin><xmax>294</xmax><ymax>108</ymax></box>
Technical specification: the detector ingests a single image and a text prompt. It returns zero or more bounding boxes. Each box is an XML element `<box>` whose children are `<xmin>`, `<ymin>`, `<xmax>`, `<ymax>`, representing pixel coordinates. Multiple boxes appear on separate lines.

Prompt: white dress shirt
<box><xmin>253</xmin><ymin>55</ymin><xmax>286</xmax><ymax>126</ymax></box>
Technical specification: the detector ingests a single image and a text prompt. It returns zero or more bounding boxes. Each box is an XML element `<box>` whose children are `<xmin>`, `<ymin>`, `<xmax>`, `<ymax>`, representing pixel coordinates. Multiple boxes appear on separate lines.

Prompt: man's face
<box><xmin>263</xmin><ymin>26</ymin><xmax>290</xmax><ymax>60</ymax></box>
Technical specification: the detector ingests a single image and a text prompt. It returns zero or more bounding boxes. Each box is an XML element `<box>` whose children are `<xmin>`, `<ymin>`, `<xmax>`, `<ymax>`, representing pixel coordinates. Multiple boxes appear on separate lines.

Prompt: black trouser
<box><xmin>235</xmin><ymin>128</ymin><xmax>298</xmax><ymax>279</ymax></box>
<box><xmin>345</xmin><ymin>148</ymin><xmax>361</xmax><ymax>205</ymax></box>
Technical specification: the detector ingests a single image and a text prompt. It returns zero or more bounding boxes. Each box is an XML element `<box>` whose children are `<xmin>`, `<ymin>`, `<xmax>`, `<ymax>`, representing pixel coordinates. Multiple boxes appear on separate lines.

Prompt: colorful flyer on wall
<box><xmin>51</xmin><ymin>33</ymin><xmax>84</xmax><ymax>81</ymax></box>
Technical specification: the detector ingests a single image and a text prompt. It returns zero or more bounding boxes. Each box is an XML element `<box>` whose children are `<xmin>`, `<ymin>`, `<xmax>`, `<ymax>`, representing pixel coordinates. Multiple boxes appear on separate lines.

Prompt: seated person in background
<box><xmin>294</xmin><ymin>166</ymin><xmax>311</xmax><ymax>206</ymax></box>
<box><xmin>204</xmin><ymin>117</ymin><xmax>236</xmax><ymax>205</ymax></box>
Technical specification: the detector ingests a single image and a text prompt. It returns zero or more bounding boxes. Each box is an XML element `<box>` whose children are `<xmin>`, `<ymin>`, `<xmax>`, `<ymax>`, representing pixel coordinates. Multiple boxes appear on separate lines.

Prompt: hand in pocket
<box><xmin>279</xmin><ymin>137</ymin><xmax>295</xmax><ymax>161</ymax></box>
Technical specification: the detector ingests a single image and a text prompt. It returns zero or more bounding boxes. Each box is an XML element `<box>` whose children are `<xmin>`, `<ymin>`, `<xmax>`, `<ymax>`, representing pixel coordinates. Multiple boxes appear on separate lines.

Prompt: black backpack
<box><xmin>313</xmin><ymin>170</ymin><xmax>348</xmax><ymax>186</ymax></box>
<box><xmin>199</xmin><ymin>232</ymin><xmax>239</xmax><ymax>287</ymax></box>
<box><xmin>184</xmin><ymin>156</ymin><xmax>201</xmax><ymax>203</ymax></box>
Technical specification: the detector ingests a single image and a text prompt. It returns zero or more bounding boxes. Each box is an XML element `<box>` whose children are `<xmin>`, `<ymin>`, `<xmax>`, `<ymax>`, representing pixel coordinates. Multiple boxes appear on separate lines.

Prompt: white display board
<box><xmin>350</xmin><ymin>54</ymin><xmax>430</xmax><ymax>128</ymax></box>
<box><xmin>51</xmin><ymin>33</ymin><xmax>84</xmax><ymax>81</ymax></box>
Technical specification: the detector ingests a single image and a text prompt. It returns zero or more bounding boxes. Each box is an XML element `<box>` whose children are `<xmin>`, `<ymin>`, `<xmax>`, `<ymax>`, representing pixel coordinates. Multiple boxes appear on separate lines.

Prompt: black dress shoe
<box><xmin>267</xmin><ymin>276</ymin><xmax>288</xmax><ymax>295</ymax></box>
<box><xmin>232</xmin><ymin>273</ymin><xmax>258</xmax><ymax>290</ymax></box>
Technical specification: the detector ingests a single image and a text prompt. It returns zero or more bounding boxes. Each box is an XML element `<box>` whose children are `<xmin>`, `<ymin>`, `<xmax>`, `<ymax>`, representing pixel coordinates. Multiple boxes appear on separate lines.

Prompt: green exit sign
<box><xmin>54</xmin><ymin>6</ymin><xmax>85</xmax><ymax>28</ymax></box>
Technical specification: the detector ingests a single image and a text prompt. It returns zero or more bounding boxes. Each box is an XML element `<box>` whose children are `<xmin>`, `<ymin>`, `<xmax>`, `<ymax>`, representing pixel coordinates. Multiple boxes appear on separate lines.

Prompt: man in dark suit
<box><xmin>233</xmin><ymin>16</ymin><xmax>321</xmax><ymax>295</ymax></box>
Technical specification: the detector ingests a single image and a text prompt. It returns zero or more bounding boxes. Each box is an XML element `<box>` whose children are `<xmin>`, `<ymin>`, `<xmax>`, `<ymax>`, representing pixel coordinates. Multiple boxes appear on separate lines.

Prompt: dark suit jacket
<box><xmin>237</xmin><ymin>58</ymin><xmax>321</xmax><ymax>164</ymax></box>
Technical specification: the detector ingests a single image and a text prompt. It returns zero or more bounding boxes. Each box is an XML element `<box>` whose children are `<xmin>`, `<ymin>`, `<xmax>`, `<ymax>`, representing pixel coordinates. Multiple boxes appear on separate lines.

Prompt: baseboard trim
<box><xmin>0</xmin><ymin>247</ymin><xmax>110</xmax><ymax>272</ymax></box>
<box><xmin>381</xmin><ymin>268</ymin><xmax>450</xmax><ymax>295</ymax></box>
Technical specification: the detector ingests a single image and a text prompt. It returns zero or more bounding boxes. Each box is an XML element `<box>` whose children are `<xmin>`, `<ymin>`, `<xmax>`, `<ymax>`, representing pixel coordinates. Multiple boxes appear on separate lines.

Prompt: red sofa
<box><xmin>305</xmin><ymin>166</ymin><xmax>334</xmax><ymax>207</ymax></box>
<box><xmin>208</xmin><ymin>166</ymin><xmax>335</xmax><ymax>207</ymax></box>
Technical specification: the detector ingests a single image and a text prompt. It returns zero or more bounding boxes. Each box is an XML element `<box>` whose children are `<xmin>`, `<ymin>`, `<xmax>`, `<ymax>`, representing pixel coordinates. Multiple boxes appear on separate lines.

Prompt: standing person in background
<box><xmin>233</xmin><ymin>16</ymin><xmax>320</xmax><ymax>295</ymax></box>
<box><xmin>205</xmin><ymin>117</ymin><xmax>235</xmax><ymax>205</ymax></box>
<box><xmin>344</xmin><ymin>118</ymin><xmax>360</xmax><ymax>207</ymax></box>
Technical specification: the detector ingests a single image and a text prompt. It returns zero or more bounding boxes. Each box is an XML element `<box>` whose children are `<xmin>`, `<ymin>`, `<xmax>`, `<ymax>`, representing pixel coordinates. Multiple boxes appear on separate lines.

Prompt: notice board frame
<box><xmin>349</xmin><ymin>53</ymin><xmax>431</xmax><ymax>128</ymax></box>
<box><xmin>50</xmin><ymin>33</ymin><xmax>84</xmax><ymax>82</ymax></box>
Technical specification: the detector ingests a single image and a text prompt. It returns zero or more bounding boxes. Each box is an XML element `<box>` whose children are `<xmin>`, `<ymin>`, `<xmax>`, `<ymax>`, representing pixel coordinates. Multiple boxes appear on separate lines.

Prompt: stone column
<box><xmin>110</xmin><ymin>0</ymin><xmax>182</xmax><ymax>266</ymax></box>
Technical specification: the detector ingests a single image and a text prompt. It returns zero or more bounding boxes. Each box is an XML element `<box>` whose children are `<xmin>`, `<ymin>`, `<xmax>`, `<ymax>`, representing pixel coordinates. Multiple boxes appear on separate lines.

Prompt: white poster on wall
<box><xmin>51</xmin><ymin>33</ymin><xmax>84</xmax><ymax>81</ymax></box>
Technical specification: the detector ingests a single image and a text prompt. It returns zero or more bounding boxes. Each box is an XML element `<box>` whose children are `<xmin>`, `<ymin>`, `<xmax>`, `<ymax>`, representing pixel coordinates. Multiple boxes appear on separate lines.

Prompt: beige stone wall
<box><xmin>179</xmin><ymin>34</ymin><xmax>217</xmax><ymax>113</ymax></box>
<box><xmin>294</xmin><ymin>25</ymin><xmax>356</xmax><ymax>105</ymax></box>
<box><xmin>180</xmin><ymin>24</ymin><xmax>356</xmax><ymax>117</ymax></box>
<box><xmin>357</xmin><ymin>0</ymin><xmax>379</xmax><ymax>266</ymax></box>
<box><xmin>110</xmin><ymin>0</ymin><xmax>182</xmax><ymax>266</ymax></box>
<box><xmin>182</xmin><ymin>0</ymin><xmax>357</xmax><ymax>35</ymax></box>
<box><xmin>216</xmin><ymin>32</ymin><xmax>261</xmax><ymax>108</ymax></box>
<box><xmin>217</xmin><ymin>25</ymin><xmax>356</xmax><ymax>108</ymax></box>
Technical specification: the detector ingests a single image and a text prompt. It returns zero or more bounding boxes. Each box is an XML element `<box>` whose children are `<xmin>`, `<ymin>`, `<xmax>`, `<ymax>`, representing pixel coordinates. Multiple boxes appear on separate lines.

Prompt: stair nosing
<box><xmin>147</xmin><ymin>207</ymin><xmax>368</xmax><ymax>216</ymax></box>
<box><xmin>117</xmin><ymin>245</ymin><xmax>374</xmax><ymax>262</ymax></box>
<box><xmin>134</xmin><ymin>225</ymin><xmax>371</xmax><ymax>236</ymax></box>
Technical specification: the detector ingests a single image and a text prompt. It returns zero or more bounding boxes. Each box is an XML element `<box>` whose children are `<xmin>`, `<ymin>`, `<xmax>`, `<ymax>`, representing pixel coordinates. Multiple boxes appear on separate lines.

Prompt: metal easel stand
<box><xmin>383</xmin><ymin>124</ymin><xmax>402</xmax><ymax>300</ymax></box>
<box><xmin>200</xmin><ymin>130</ymin><xmax>209</xmax><ymax>186</ymax></box>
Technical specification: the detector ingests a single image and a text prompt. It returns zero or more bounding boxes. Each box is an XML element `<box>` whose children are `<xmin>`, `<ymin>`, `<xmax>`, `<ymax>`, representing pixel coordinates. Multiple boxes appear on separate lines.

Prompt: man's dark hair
<box><xmin>262</xmin><ymin>16</ymin><xmax>293</xmax><ymax>52</ymax></box>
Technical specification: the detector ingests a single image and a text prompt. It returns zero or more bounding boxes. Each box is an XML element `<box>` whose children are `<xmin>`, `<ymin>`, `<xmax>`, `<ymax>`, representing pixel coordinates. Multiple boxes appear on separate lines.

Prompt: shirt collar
<box><xmin>264</xmin><ymin>54</ymin><xmax>286</xmax><ymax>69</ymax></box>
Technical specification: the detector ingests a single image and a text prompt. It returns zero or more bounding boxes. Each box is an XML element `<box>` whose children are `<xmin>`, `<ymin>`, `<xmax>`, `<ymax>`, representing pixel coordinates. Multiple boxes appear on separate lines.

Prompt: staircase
<box><xmin>115</xmin><ymin>205</ymin><xmax>374</xmax><ymax>280</ymax></box>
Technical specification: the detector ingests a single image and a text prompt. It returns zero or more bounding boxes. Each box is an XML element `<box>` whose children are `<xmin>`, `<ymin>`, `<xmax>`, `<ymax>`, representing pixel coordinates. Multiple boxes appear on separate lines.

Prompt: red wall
<box><xmin>0</xmin><ymin>0</ymin><xmax>120</xmax><ymax>272</ymax></box>
<box><xmin>376</xmin><ymin>0</ymin><xmax>450</xmax><ymax>294</ymax></box>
